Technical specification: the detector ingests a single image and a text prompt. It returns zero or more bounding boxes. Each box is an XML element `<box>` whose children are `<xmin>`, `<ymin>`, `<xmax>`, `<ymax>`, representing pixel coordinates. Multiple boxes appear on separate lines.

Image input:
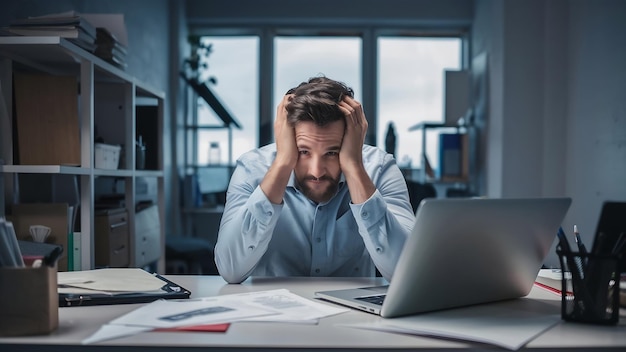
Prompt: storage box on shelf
<box><xmin>0</xmin><ymin>36</ymin><xmax>165</xmax><ymax>272</ymax></box>
<box><xmin>94</xmin><ymin>143</ymin><xmax>121</xmax><ymax>170</ymax></box>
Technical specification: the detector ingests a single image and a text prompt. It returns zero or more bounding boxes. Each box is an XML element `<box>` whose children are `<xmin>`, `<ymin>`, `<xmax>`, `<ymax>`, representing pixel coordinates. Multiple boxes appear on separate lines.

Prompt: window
<box><xmin>377</xmin><ymin>37</ymin><xmax>462</xmax><ymax>171</ymax></box>
<box><xmin>273</xmin><ymin>36</ymin><xmax>362</xmax><ymax>111</ymax></box>
<box><xmin>187</xmin><ymin>36</ymin><xmax>259</xmax><ymax>167</ymax></box>
<box><xmin>190</xmin><ymin>32</ymin><xmax>464</xmax><ymax>176</ymax></box>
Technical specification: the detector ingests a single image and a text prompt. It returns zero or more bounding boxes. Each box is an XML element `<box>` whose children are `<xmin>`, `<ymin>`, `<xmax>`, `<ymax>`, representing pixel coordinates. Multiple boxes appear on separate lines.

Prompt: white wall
<box><xmin>473</xmin><ymin>0</ymin><xmax>626</xmax><ymax>266</ymax></box>
<box><xmin>562</xmin><ymin>0</ymin><xmax>626</xmax><ymax>264</ymax></box>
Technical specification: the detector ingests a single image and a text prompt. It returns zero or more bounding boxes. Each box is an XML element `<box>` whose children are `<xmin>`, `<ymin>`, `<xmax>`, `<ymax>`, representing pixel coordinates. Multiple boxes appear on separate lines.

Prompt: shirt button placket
<box><xmin>311</xmin><ymin>205</ymin><xmax>326</xmax><ymax>276</ymax></box>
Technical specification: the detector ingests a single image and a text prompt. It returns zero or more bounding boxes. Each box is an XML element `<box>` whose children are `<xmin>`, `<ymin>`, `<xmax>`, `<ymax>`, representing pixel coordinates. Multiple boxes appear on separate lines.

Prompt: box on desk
<box><xmin>0</xmin><ymin>265</ymin><xmax>58</xmax><ymax>336</ymax></box>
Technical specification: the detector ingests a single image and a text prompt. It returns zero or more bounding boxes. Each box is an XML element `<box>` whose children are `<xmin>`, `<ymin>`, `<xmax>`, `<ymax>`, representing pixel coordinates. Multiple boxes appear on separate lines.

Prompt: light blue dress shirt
<box><xmin>215</xmin><ymin>144</ymin><xmax>415</xmax><ymax>284</ymax></box>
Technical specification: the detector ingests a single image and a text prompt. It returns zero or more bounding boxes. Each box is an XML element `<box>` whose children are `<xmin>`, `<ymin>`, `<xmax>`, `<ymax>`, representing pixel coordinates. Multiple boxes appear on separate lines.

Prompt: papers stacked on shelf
<box><xmin>6</xmin><ymin>11</ymin><xmax>97</xmax><ymax>52</ymax></box>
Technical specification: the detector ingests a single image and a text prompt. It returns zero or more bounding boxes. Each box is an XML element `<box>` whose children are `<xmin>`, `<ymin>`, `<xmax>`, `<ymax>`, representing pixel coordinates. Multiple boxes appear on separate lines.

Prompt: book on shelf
<box><xmin>438</xmin><ymin>133</ymin><xmax>462</xmax><ymax>179</ymax></box>
<box><xmin>9</xmin><ymin>10</ymin><xmax>97</xmax><ymax>36</ymax></box>
<box><xmin>83</xmin><ymin>13</ymin><xmax>129</xmax><ymax>69</ymax></box>
<box><xmin>94</xmin><ymin>27</ymin><xmax>127</xmax><ymax>68</ymax></box>
<box><xmin>7</xmin><ymin>11</ymin><xmax>97</xmax><ymax>52</ymax></box>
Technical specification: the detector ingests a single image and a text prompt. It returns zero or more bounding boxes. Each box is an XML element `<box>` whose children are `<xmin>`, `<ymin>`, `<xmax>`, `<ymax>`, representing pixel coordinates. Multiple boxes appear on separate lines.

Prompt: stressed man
<box><xmin>215</xmin><ymin>76</ymin><xmax>414</xmax><ymax>284</ymax></box>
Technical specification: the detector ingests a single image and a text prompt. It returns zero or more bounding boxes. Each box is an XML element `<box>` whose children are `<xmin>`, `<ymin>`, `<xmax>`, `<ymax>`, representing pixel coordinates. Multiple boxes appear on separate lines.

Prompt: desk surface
<box><xmin>1</xmin><ymin>275</ymin><xmax>626</xmax><ymax>351</ymax></box>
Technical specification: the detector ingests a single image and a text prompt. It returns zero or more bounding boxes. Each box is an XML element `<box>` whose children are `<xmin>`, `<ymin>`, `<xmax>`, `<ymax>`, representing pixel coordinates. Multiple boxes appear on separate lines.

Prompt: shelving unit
<box><xmin>408</xmin><ymin>121</ymin><xmax>473</xmax><ymax>190</ymax></box>
<box><xmin>0</xmin><ymin>36</ymin><xmax>165</xmax><ymax>272</ymax></box>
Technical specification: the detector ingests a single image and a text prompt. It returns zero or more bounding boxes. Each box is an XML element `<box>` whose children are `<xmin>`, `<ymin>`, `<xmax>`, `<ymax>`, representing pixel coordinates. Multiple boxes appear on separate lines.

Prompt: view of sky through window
<box><xmin>196</xmin><ymin>35</ymin><xmax>460</xmax><ymax>172</ymax></box>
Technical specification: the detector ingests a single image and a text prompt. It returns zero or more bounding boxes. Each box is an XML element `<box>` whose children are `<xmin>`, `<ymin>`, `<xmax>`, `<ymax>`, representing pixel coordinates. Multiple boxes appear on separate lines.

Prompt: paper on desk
<box><xmin>58</xmin><ymin>268</ymin><xmax>166</xmax><ymax>292</ymax></box>
<box><xmin>82</xmin><ymin>325</ymin><xmax>152</xmax><ymax>345</ymax></box>
<box><xmin>110</xmin><ymin>297</ymin><xmax>275</xmax><ymax>329</ymax></box>
<box><xmin>82</xmin><ymin>289</ymin><xmax>349</xmax><ymax>344</ymax></box>
<box><xmin>83</xmin><ymin>322</ymin><xmax>231</xmax><ymax>344</ymax></box>
<box><xmin>82</xmin><ymin>297</ymin><xmax>272</xmax><ymax>344</ymax></box>
<box><xmin>227</xmin><ymin>289</ymin><xmax>349</xmax><ymax>323</ymax></box>
<box><xmin>340</xmin><ymin>298</ymin><xmax>561</xmax><ymax>351</ymax></box>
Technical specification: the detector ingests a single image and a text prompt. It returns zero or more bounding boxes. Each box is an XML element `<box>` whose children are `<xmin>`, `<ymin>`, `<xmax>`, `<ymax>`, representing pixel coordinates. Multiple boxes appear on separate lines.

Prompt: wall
<box><xmin>472</xmin><ymin>0</ymin><xmax>626</xmax><ymax>267</ymax></box>
<box><xmin>563</xmin><ymin>0</ymin><xmax>626</xmax><ymax>265</ymax></box>
<box><xmin>0</xmin><ymin>0</ymin><xmax>177</xmax><ymax>237</ymax></box>
<box><xmin>186</xmin><ymin>0</ymin><xmax>474</xmax><ymax>26</ymax></box>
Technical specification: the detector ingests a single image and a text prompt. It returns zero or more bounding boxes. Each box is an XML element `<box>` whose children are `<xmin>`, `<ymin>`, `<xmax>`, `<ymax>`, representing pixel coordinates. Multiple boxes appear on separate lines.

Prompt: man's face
<box><xmin>293</xmin><ymin>120</ymin><xmax>345</xmax><ymax>204</ymax></box>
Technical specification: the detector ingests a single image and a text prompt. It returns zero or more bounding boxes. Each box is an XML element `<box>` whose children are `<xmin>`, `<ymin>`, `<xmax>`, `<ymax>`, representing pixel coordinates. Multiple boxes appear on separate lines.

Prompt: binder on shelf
<box><xmin>13</xmin><ymin>73</ymin><xmax>81</xmax><ymax>166</ymax></box>
<box><xmin>438</xmin><ymin>133</ymin><xmax>462</xmax><ymax>179</ymax></box>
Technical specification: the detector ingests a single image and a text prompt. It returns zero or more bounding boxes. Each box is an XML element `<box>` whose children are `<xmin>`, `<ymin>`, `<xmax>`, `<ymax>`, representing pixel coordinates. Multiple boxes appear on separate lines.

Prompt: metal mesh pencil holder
<box><xmin>556</xmin><ymin>249</ymin><xmax>621</xmax><ymax>325</ymax></box>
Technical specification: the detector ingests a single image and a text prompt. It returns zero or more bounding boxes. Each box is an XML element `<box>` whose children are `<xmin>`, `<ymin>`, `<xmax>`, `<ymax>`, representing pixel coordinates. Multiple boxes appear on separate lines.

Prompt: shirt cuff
<box><xmin>248</xmin><ymin>186</ymin><xmax>282</xmax><ymax>226</ymax></box>
<box><xmin>349</xmin><ymin>189</ymin><xmax>386</xmax><ymax>227</ymax></box>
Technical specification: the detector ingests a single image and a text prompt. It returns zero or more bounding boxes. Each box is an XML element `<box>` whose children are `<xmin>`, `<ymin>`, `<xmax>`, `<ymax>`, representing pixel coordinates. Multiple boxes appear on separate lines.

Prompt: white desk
<box><xmin>1</xmin><ymin>275</ymin><xmax>626</xmax><ymax>351</ymax></box>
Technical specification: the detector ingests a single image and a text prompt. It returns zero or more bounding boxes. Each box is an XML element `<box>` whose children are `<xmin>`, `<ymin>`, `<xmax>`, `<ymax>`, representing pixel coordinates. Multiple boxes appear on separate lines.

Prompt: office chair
<box><xmin>405</xmin><ymin>179</ymin><xmax>437</xmax><ymax>213</ymax></box>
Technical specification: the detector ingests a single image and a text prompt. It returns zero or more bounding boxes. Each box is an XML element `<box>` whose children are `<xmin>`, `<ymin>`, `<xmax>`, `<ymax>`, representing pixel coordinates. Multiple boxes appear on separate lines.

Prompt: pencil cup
<box><xmin>0</xmin><ymin>265</ymin><xmax>58</xmax><ymax>336</ymax></box>
<box><xmin>557</xmin><ymin>250</ymin><xmax>621</xmax><ymax>325</ymax></box>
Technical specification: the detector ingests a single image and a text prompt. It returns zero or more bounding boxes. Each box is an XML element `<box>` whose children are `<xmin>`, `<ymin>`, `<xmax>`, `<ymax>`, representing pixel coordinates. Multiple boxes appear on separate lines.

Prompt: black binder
<box><xmin>59</xmin><ymin>274</ymin><xmax>191</xmax><ymax>307</ymax></box>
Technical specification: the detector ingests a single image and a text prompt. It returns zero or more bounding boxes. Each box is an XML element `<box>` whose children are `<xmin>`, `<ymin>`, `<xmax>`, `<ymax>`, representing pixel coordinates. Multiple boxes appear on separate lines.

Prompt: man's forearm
<box><xmin>215</xmin><ymin>187</ymin><xmax>282</xmax><ymax>283</ymax></box>
<box><xmin>343</xmin><ymin>163</ymin><xmax>377</xmax><ymax>204</ymax></box>
<box><xmin>260</xmin><ymin>159</ymin><xmax>293</xmax><ymax>204</ymax></box>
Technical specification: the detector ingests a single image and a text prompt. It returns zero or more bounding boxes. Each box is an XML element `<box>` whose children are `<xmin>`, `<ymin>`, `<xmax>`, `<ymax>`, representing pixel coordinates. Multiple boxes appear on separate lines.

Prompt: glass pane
<box><xmin>377</xmin><ymin>37</ymin><xmax>461</xmax><ymax>172</ymax></box>
<box><xmin>274</xmin><ymin>36</ymin><xmax>362</xmax><ymax>123</ymax></box>
<box><xmin>194</xmin><ymin>36</ymin><xmax>259</xmax><ymax>165</ymax></box>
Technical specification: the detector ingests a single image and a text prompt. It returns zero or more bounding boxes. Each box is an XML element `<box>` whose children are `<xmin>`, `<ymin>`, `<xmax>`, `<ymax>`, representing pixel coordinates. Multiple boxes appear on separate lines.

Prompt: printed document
<box><xmin>83</xmin><ymin>288</ymin><xmax>348</xmax><ymax>344</ymax></box>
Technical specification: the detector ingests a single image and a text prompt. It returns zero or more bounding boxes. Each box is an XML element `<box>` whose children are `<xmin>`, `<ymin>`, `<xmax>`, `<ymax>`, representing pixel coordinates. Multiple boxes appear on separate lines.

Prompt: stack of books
<box><xmin>6</xmin><ymin>11</ymin><xmax>97</xmax><ymax>53</ymax></box>
<box><xmin>94</xmin><ymin>27</ymin><xmax>127</xmax><ymax>69</ymax></box>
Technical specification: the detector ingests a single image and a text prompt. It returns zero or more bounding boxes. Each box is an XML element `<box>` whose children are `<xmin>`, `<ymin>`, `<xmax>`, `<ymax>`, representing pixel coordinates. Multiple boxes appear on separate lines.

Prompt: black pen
<box><xmin>557</xmin><ymin>227</ymin><xmax>572</xmax><ymax>253</ymax></box>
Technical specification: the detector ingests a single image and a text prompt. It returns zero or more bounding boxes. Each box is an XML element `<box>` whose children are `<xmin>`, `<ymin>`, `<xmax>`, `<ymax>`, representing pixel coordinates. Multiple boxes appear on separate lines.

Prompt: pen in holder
<box><xmin>556</xmin><ymin>249</ymin><xmax>621</xmax><ymax>325</ymax></box>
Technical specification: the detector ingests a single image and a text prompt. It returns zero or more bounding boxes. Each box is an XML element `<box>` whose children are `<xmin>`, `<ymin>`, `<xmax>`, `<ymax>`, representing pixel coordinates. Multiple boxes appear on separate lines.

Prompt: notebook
<box><xmin>315</xmin><ymin>197</ymin><xmax>572</xmax><ymax>318</ymax></box>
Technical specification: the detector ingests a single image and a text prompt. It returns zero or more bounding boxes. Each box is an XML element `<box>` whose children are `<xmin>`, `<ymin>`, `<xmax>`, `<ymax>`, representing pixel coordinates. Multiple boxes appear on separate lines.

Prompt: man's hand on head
<box><xmin>274</xmin><ymin>94</ymin><xmax>298</xmax><ymax>169</ymax></box>
<box><xmin>338</xmin><ymin>96</ymin><xmax>368</xmax><ymax>174</ymax></box>
<box><xmin>337</xmin><ymin>96</ymin><xmax>375</xmax><ymax>203</ymax></box>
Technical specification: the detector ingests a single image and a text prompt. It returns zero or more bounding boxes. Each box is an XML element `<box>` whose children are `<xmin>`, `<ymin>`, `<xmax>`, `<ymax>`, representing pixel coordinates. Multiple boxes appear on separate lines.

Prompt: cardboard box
<box><xmin>95</xmin><ymin>143</ymin><xmax>121</xmax><ymax>169</ymax></box>
<box><xmin>0</xmin><ymin>265</ymin><xmax>58</xmax><ymax>336</ymax></box>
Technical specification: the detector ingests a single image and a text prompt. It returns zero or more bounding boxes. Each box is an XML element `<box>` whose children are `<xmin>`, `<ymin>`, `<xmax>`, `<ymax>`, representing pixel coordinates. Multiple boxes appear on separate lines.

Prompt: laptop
<box><xmin>315</xmin><ymin>197</ymin><xmax>572</xmax><ymax>318</ymax></box>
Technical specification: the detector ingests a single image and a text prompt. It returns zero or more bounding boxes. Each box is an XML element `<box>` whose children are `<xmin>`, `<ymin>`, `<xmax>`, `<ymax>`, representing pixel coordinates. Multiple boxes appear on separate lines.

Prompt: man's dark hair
<box><xmin>285</xmin><ymin>76</ymin><xmax>354</xmax><ymax>127</ymax></box>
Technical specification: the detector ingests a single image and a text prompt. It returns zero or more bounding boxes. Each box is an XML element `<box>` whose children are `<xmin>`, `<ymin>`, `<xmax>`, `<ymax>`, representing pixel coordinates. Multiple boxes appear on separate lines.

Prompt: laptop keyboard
<box><xmin>355</xmin><ymin>294</ymin><xmax>386</xmax><ymax>306</ymax></box>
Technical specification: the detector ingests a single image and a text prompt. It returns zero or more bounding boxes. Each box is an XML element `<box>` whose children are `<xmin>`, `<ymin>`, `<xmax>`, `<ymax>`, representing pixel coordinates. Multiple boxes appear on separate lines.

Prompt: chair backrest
<box><xmin>405</xmin><ymin>179</ymin><xmax>437</xmax><ymax>213</ymax></box>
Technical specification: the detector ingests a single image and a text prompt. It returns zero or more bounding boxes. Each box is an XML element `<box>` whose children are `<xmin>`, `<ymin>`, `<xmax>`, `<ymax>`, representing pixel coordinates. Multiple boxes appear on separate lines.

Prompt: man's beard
<box><xmin>297</xmin><ymin>174</ymin><xmax>340</xmax><ymax>203</ymax></box>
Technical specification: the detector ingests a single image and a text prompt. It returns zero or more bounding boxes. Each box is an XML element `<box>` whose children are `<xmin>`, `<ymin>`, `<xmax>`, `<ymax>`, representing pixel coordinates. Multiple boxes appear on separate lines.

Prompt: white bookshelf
<box><xmin>0</xmin><ymin>36</ymin><xmax>165</xmax><ymax>272</ymax></box>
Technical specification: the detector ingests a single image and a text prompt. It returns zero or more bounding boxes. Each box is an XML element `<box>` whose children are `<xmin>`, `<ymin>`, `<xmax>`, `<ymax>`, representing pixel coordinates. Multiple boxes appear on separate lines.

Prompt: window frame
<box><xmin>186</xmin><ymin>26</ymin><xmax>470</xmax><ymax>165</ymax></box>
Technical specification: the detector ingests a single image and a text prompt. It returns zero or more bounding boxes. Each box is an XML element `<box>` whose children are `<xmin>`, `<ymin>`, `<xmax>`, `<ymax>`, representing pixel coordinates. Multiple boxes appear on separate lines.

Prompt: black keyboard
<box><xmin>355</xmin><ymin>294</ymin><xmax>386</xmax><ymax>306</ymax></box>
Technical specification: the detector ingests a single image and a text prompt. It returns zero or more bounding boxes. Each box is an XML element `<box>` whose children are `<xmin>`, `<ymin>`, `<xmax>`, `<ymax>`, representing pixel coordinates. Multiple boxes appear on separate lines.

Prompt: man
<box><xmin>215</xmin><ymin>76</ymin><xmax>414</xmax><ymax>284</ymax></box>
